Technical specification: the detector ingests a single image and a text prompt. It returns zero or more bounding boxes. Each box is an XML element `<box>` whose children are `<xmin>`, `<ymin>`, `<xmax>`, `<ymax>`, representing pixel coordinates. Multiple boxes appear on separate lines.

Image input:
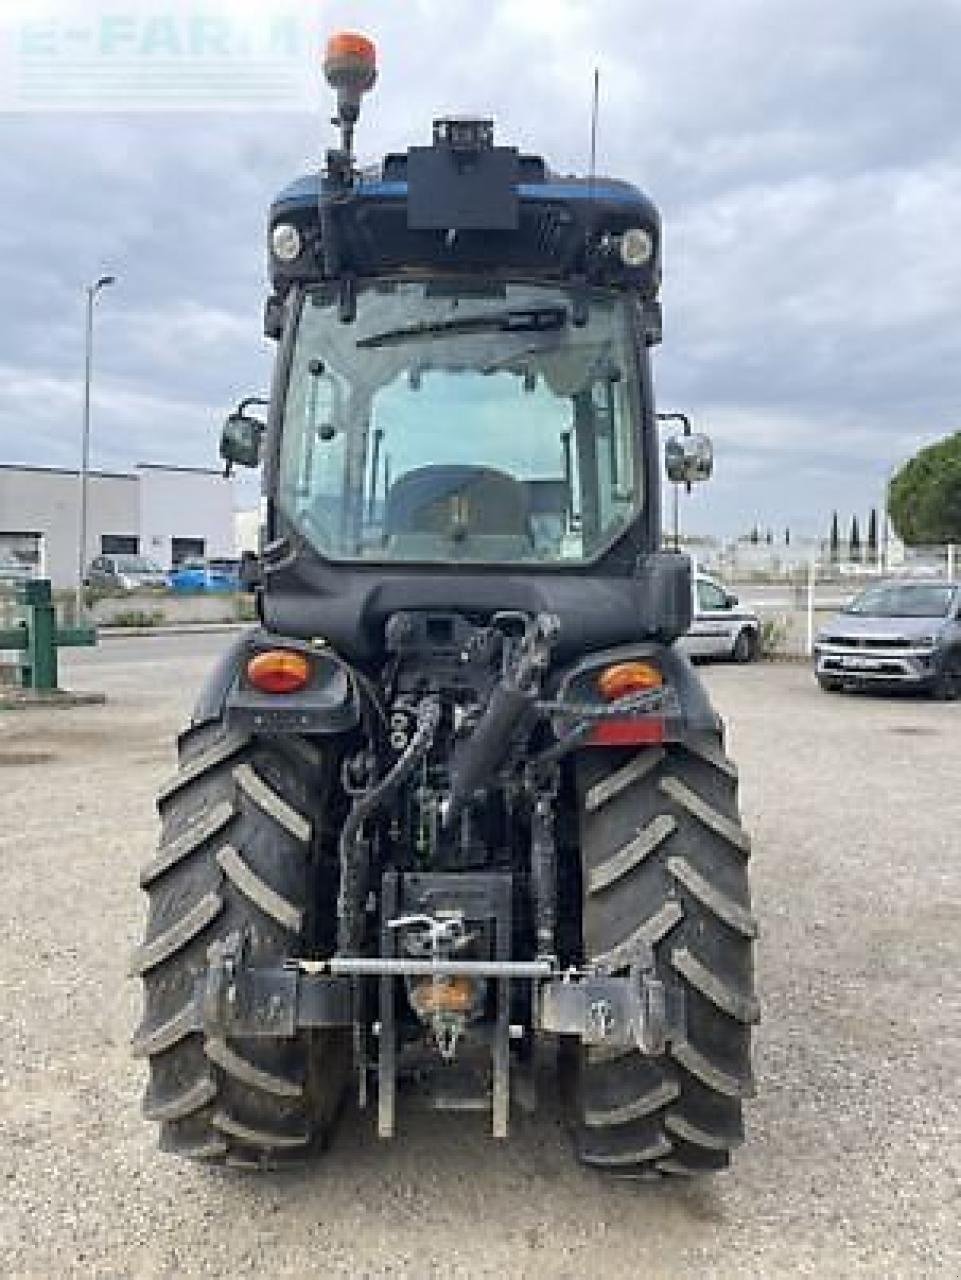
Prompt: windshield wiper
<box><xmin>356</xmin><ymin>305</ymin><xmax>568</xmax><ymax>349</ymax></box>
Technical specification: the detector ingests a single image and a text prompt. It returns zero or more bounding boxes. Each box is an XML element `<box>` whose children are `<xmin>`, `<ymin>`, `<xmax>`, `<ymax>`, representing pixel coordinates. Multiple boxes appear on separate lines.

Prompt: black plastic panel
<box><xmin>406</xmin><ymin>145</ymin><xmax>520</xmax><ymax>231</ymax></box>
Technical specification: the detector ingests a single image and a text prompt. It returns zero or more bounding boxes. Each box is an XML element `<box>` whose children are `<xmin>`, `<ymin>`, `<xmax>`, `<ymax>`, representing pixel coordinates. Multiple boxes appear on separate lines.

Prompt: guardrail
<box><xmin>0</xmin><ymin>580</ymin><xmax>96</xmax><ymax>691</ymax></box>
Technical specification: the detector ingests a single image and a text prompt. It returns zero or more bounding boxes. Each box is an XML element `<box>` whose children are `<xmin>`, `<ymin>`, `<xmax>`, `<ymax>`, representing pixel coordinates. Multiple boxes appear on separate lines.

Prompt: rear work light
<box><xmin>596</xmin><ymin>661</ymin><xmax>663</xmax><ymax>701</ymax></box>
<box><xmin>620</xmin><ymin>226</ymin><xmax>654</xmax><ymax>267</ymax></box>
<box><xmin>271</xmin><ymin>222</ymin><xmax>302</xmax><ymax>262</ymax></box>
<box><xmin>246</xmin><ymin>649</ymin><xmax>311</xmax><ymax>695</ymax></box>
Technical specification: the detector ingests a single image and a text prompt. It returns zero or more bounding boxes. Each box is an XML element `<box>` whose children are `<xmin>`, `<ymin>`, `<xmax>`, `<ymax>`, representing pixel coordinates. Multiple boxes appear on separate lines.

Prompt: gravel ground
<box><xmin>1</xmin><ymin>637</ymin><xmax>958</xmax><ymax>1278</ymax></box>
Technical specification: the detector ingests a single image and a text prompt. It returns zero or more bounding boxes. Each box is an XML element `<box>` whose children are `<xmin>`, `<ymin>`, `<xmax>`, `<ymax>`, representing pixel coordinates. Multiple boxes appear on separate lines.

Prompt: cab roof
<box><xmin>267</xmin><ymin>139</ymin><xmax>662</xmax><ymax>302</ymax></box>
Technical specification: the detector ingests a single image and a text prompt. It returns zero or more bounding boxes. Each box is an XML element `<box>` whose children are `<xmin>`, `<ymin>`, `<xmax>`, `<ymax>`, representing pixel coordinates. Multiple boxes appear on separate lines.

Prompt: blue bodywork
<box><xmin>265</xmin><ymin>141</ymin><xmax>663</xmax><ymax>301</ymax></box>
<box><xmin>272</xmin><ymin>171</ymin><xmax>657</xmax><ymax>214</ymax></box>
<box><xmin>169</xmin><ymin>559</ymin><xmax>240</xmax><ymax>594</ymax></box>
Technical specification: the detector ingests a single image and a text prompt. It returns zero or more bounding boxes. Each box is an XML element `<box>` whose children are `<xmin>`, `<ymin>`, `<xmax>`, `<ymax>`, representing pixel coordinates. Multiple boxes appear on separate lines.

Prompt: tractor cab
<box><xmin>261</xmin><ymin>103</ymin><xmax>664</xmax><ymax>564</ymax></box>
<box><xmin>221</xmin><ymin>34</ymin><xmax>711</xmax><ymax>659</ymax></box>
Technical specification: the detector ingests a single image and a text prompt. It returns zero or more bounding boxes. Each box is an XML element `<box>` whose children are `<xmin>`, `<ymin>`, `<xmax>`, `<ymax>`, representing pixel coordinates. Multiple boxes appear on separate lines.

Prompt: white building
<box><xmin>234</xmin><ymin>507</ymin><xmax>262</xmax><ymax>556</ymax></box>
<box><xmin>0</xmin><ymin>462</ymin><xmax>236</xmax><ymax>587</ymax></box>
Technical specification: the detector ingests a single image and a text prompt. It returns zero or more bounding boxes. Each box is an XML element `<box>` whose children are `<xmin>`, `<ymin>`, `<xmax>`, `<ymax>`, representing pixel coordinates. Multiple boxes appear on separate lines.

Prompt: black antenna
<box><xmin>589</xmin><ymin>67</ymin><xmax>599</xmax><ymax>199</ymax></box>
<box><xmin>572</xmin><ymin>67</ymin><xmax>601</xmax><ymax>328</ymax></box>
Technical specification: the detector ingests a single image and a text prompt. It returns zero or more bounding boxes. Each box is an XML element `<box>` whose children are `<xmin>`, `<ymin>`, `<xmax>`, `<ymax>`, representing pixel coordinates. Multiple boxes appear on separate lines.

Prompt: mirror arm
<box><xmin>657</xmin><ymin>411</ymin><xmax>691</xmax><ymax>435</ymax></box>
<box><xmin>238</xmin><ymin>395</ymin><xmax>270</xmax><ymax>415</ymax></box>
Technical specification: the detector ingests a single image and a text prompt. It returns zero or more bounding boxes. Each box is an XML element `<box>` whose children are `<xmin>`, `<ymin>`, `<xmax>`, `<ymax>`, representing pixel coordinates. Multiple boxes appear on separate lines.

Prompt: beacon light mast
<box><xmin>323</xmin><ymin>31</ymin><xmax>377</xmax><ymax>160</ymax></box>
<box><xmin>314</xmin><ymin>32</ymin><xmax>378</xmax><ymax>281</ymax></box>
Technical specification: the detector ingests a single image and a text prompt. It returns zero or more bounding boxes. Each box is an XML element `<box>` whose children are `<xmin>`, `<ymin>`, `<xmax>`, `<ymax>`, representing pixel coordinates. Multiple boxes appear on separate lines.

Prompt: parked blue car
<box><xmin>168</xmin><ymin>557</ymin><xmax>241</xmax><ymax>594</ymax></box>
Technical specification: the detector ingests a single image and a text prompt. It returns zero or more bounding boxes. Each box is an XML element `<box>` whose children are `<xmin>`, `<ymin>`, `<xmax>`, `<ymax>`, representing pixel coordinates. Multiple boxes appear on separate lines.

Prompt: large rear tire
<box><xmin>132</xmin><ymin>719</ymin><xmax>350</xmax><ymax>1168</ymax></box>
<box><xmin>574</xmin><ymin>736</ymin><xmax>758</xmax><ymax>1177</ymax></box>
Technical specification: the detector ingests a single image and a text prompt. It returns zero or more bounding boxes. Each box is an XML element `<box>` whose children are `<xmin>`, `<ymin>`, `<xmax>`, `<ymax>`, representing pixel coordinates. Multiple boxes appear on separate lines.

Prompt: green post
<box><xmin>20</xmin><ymin>580</ymin><xmax>58</xmax><ymax>690</ymax></box>
<box><xmin>0</xmin><ymin>581</ymin><xmax>95</xmax><ymax>694</ymax></box>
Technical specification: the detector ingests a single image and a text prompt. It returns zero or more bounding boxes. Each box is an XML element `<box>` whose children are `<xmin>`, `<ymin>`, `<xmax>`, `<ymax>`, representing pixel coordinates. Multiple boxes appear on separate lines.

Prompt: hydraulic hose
<box><xmin>530</xmin><ymin>688</ymin><xmax>669</xmax><ymax>773</ymax></box>
<box><xmin>336</xmin><ymin>696</ymin><xmax>440</xmax><ymax>954</ymax></box>
<box><xmin>444</xmin><ymin>682</ymin><xmax>535</xmax><ymax>827</ymax></box>
<box><xmin>443</xmin><ymin>612</ymin><xmax>558</xmax><ymax>827</ymax></box>
<box><xmin>536</xmin><ymin>688</ymin><xmax>667</xmax><ymax>720</ymax></box>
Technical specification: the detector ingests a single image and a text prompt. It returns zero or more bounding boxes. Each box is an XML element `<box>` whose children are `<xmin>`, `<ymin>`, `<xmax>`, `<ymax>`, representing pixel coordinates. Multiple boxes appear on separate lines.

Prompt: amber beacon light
<box><xmin>246</xmin><ymin>650</ymin><xmax>311</xmax><ymax>695</ymax></box>
<box><xmin>323</xmin><ymin>31</ymin><xmax>377</xmax><ymax>96</ymax></box>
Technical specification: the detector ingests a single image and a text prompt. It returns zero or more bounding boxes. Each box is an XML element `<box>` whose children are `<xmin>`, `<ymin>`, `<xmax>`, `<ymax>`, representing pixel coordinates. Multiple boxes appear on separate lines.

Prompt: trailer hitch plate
<box><xmin>537</xmin><ymin>956</ymin><xmax>669</xmax><ymax>1054</ymax></box>
<box><xmin>200</xmin><ymin>933</ymin><xmax>674</xmax><ymax>1054</ymax></box>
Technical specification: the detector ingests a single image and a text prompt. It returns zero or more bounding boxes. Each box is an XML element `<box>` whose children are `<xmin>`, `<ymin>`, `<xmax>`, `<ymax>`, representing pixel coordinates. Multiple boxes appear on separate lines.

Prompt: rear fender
<box><xmin>551</xmin><ymin>641</ymin><xmax>721</xmax><ymax>746</ymax></box>
<box><xmin>189</xmin><ymin>627</ymin><xmax>361</xmax><ymax>736</ymax></box>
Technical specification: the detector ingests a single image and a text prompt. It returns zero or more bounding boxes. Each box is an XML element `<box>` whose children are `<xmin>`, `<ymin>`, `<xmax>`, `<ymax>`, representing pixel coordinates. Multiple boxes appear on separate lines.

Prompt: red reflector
<box><xmin>246</xmin><ymin>650</ymin><xmax>311</xmax><ymax>695</ymax></box>
<box><xmin>588</xmin><ymin>717</ymin><xmax>665</xmax><ymax>747</ymax></box>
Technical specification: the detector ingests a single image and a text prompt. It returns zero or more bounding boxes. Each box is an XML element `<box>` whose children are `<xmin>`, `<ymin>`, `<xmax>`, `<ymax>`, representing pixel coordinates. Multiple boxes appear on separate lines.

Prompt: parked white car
<box><xmin>678</xmin><ymin>573</ymin><xmax>761</xmax><ymax>662</ymax></box>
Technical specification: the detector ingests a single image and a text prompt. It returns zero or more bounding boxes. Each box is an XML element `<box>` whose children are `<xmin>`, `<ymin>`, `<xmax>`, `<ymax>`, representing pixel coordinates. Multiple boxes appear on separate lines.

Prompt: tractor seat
<box><xmin>384</xmin><ymin>465</ymin><xmax>533</xmax><ymax>555</ymax></box>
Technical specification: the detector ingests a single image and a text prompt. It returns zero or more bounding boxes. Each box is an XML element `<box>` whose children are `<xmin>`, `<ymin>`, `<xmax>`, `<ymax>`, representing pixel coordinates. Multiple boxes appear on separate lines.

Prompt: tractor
<box><xmin>132</xmin><ymin>32</ymin><xmax>758</xmax><ymax>1177</ymax></box>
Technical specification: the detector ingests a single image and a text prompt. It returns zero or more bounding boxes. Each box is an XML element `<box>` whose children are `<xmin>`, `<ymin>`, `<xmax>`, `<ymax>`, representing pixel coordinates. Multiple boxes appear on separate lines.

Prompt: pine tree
<box><xmin>785</xmin><ymin>527</ymin><xmax>791</xmax><ymax>546</ymax></box>
<box><xmin>830</xmin><ymin>512</ymin><xmax>840</xmax><ymax>563</ymax></box>
<box><xmin>888</xmin><ymin>431</ymin><xmax>961</xmax><ymax>543</ymax></box>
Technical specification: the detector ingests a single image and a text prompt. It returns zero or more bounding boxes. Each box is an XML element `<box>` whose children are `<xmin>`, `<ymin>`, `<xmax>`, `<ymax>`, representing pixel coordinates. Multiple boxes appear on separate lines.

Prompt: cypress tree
<box><xmin>850</xmin><ymin>514</ymin><xmax>861</xmax><ymax>562</ymax></box>
<box><xmin>867</xmin><ymin>507</ymin><xmax>878</xmax><ymax>557</ymax></box>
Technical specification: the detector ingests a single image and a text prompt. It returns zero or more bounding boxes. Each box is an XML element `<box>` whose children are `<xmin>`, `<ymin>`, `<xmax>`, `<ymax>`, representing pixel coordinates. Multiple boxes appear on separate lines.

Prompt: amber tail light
<box><xmin>596</xmin><ymin>661</ymin><xmax>663</xmax><ymax>701</ymax></box>
<box><xmin>246</xmin><ymin>649</ymin><xmax>311</xmax><ymax>695</ymax></box>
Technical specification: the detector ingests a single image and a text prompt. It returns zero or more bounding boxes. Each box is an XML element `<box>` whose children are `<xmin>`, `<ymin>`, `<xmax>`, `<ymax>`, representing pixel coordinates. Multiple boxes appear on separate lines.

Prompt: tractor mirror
<box><xmin>220</xmin><ymin>412</ymin><xmax>265</xmax><ymax>472</ymax></box>
<box><xmin>665</xmin><ymin>432</ymin><xmax>713</xmax><ymax>485</ymax></box>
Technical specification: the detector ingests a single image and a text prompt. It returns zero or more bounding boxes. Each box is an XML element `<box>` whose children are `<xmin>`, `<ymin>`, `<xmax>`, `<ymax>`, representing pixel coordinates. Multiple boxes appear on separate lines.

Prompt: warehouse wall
<box><xmin>0</xmin><ymin>463</ymin><xmax>237</xmax><ymax>585</ymax></box>
<box><xmin>137</xmin><ymin>465</ymin><xmax>234</xmax><ymax>567</ymax></box>
<box><xmin>0</xmin><ymin>466</ymin><xmax>138</xmax><ymax>587</ymax></box>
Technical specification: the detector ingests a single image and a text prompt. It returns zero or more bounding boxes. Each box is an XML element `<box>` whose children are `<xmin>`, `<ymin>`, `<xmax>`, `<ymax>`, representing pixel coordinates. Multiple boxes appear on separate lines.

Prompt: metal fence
<box><xmin>696</xmin><ymin>544</ymin><xmax>959</xmax><ymax>657</ymax></box>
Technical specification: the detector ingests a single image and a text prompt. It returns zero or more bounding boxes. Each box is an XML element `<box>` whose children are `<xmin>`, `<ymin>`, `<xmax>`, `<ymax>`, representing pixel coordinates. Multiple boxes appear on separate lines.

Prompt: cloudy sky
<box><xmin>0</xmin><ymin>0</ymin><xmax>958</xmax><ymax>538</ymax></box>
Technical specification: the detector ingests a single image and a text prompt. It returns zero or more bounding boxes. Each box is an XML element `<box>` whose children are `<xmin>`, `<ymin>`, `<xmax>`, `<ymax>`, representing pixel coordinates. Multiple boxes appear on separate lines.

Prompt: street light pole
<box><xmin>76</xmin><ymin>274</ymin><xmax>115</xmax><ymax>619</ymax></box>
